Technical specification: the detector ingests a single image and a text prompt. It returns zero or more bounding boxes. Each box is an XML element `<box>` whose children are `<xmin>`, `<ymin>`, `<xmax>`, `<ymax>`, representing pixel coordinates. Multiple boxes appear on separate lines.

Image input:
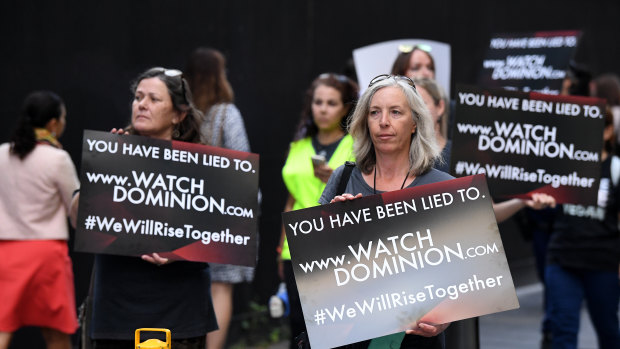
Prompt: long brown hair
<box><xmin>127</xmin><ymin>67</ymin><xmax>203</xmax><ymax>143</ymax></box>
<box><xmin>185</xmin><ymin>47</ymin><xmax>234</xmax><ymax>113</ymax></box>
<box><xmin>294</xmin><ymin>73</ymin><xmax>359</xmax><ymax>141</ymax></box>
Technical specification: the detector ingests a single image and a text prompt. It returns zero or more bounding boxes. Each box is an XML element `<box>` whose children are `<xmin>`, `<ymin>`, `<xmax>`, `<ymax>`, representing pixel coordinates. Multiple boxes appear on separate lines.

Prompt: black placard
<box><xmin>74</xmin><ymin>130</ymin><xmax>259</xmax><ymax>266</ymax></box>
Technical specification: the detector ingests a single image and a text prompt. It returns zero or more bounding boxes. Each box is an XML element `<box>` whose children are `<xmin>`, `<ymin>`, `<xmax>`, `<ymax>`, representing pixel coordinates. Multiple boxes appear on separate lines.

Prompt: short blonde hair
<box><xmin>348</xmin><ymin>77</ymin><xmax>440</xmax><ymax>175</ymax></box>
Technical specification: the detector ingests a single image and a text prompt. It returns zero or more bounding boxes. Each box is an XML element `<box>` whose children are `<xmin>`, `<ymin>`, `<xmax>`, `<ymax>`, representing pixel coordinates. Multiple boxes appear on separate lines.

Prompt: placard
<box><xmin>451</xmin><ymin>85</ymin><xmax>605</xmax><ymax>205</ymax></box>
<box><xmin>477</xmin><ymin>30</ymin><xmax>580</xmax><ymax>94</ymax></box>
<box><xmin>282</xmin><ymin>175</ymin><xmax>518</xmax><ymax>348</ymax></box>
<box><xmin>74</xmin><ymin>130</ymin><xmax>259</xmax><ymax>266</ymax></box>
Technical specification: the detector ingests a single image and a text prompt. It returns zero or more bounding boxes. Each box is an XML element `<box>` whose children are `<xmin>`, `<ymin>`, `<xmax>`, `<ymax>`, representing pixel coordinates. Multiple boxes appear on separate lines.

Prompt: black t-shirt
<box><xmin>312</xmin><ymin>135</ymin><xmax>344</xmax><ymax>162</ymax></box>
<box><xmin>547</xmin><ymin>156</ymin><xmax>620</xmax><ymax>271</ymax></box>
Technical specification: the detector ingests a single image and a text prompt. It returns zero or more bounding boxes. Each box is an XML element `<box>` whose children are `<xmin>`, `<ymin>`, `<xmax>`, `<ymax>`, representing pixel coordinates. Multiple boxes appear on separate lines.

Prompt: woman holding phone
<box><xmin>278</xmin><ymin>73</ymin><xmax>358</xmax><ymax>348</ymax></box>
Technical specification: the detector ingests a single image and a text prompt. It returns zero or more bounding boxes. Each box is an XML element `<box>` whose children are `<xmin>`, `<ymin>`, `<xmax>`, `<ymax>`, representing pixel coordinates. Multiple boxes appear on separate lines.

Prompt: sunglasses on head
<box><xmin>398</xmin><ymin>44</ymin><xmax>432</xmax><ymax>54</ymax></box>
<box><xmin>368</xmin><ymin>74</ymin><xmax>416</xmax><ymax>90</ymax></box>
<box><xmin>150</xmin><ymin>67</ymin><xmax>183</xmax><ymax>77</ymax></box>
<box><xmin>318</xmin><ymin>73</ymin><xmax>349</xmax><ymax>83</ymax></box>
<box><xmin>148</xmin><ymin>67</ymin><xmax>189</xmax><ymax>104</ymax></box>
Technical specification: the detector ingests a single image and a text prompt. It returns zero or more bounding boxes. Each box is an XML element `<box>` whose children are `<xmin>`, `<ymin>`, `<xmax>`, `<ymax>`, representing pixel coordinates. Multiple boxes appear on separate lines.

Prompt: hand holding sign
<box><xmin>405</xmin><ymin>321</ymin><xmax>450</xmax><ymax>337</ymax></box>
<box><xmin>330</xmin><ymin>192</ymin><xmax>363</xmax><ymax>203</ymax></box>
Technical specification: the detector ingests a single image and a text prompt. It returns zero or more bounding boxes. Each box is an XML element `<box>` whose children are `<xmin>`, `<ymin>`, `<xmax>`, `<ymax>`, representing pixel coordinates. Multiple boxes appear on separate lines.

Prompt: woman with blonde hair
<box><xmin>321</xmin><ymin>74</ymin><xmax>451</xmax><ymax>348</ymax></box>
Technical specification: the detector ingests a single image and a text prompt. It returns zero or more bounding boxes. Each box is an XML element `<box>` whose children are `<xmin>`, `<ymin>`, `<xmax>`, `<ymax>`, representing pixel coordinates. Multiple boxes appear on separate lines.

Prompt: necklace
<box><xmin>373</xmin><ymin>167</ymin><xmax>409</xmax><ymax>194</ymax></box>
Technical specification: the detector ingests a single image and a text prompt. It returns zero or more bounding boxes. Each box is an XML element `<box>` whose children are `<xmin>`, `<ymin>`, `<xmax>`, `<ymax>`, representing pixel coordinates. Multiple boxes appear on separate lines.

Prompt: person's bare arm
<box><xmin>493</xmin><ymin>193</ymin><xmax>556</xmax><ymax>223</ymax></box>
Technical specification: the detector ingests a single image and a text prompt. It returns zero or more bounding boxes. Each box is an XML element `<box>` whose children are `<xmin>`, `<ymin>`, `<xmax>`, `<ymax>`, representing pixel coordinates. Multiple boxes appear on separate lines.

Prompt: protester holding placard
<box><xmin>279</xmin><ymin>73</ymin><xmax>358</xmax><ymax>348</ymax></box>
<box><xmin>320</xmin><ymin>74</ymin><xmax>452</xmax><ymax>348</ymax></box>
<box><xmin>83</xmin><ymin>67</ymin><xmax>217</xmax><ymax>349</ymax></box>
<box><xmin>0</xmin><ymin>91</ymin><xmax>79</xmax><ymax>349</ymax></box>
<box><xmin>544</xmin><ymin>108</ymin><xmax>620</xmax><ymax>349</ymax></box>
<box><xmin>185</xmin><ymin>47</ymin><xmax>254</xmax><ymax>349</ymax></box>
<box><xmin>417</xmin><ymin>77</ymin><xmax>558</xmax><ymax>349</ymax></box>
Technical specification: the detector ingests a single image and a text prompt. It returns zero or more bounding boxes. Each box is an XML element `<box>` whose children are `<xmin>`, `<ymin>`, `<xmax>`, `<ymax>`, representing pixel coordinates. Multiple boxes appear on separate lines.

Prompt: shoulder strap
<box><xmin>336</xmin><ymin>161</ymin><xmax>356</xmax><ymax>195</ymax></box>
<box><xmin>611</xmin><ymin>155</ymin><xmax>620</xmax><ymax>187</ymax></box>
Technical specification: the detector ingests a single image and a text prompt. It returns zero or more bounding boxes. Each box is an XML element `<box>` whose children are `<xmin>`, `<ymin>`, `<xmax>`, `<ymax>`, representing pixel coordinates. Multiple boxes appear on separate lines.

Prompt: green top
<box><xmin>280</xmin><ymin>134</ymin><xmax>354</xmax><ymax>260</ymax></box>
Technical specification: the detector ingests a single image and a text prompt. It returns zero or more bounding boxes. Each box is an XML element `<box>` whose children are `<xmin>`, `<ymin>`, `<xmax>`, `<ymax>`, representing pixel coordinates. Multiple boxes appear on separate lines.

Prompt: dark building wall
<box><xmin>1</xmin><ymin>1</ymin><xmax>618</xmax><ymax>347</ymax></box>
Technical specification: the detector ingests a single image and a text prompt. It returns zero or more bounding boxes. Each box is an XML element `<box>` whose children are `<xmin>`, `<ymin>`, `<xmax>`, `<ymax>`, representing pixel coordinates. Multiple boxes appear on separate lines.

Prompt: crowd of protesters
<box><xmin>1</xmin><ymin>42</ymin><xmax>618</xmax><ymax>349</ymax></box>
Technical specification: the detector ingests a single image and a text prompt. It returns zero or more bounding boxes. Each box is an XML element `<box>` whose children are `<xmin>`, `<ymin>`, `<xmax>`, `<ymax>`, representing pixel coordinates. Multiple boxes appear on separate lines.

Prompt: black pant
<box><xmin>400</xmin><ymin>333</ymin><xmax>445</xmax><ymax>349</ymax></box>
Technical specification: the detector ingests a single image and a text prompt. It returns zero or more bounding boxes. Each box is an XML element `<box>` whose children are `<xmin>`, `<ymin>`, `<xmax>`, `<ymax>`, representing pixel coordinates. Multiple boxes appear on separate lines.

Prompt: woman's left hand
<box><xmin>525</xmin><ymin>193</ymin><xmax>556</xmax><ymax>210</ymax></box>
<box><xmin>405</xmin><ymin>321</ymin><xmax>450</xmax><ymax>337</ymax></box>
<box><xmin>142</xmin><ymin>252</ymin><xmax>170</xmax><ymax>266</ymax></box>
<box><xmin>330</xmin><ymin>193</ymin><xmax>363</xmax><ymax>203</ymax></box>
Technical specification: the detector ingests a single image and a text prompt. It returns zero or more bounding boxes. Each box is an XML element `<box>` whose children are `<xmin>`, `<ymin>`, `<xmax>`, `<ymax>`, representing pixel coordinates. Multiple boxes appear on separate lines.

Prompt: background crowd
<box><xmin>1</xmin><ymin>1</ymin><xmax>620</xmax><ymax>348</ymax></box>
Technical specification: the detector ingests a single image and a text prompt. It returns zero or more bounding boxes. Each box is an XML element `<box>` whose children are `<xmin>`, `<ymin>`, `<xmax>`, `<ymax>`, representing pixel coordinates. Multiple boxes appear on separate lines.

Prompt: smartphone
<box><xmin>311</xmin><ymin>154</ymin><xmax>327</xmax><ymax>167</ymax></box>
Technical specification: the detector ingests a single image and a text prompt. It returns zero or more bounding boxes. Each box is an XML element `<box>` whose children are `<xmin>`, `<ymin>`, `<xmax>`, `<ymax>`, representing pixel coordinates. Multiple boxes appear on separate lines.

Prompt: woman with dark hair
<box><xmin>0</xmin><ymin>91</ymin><xmax>79</xmax><ymax>349</ymax></box>
<box><xmin>279</xmin><ymin>73</ymin><xmax>359</xmax><ymax>348</ymax></box>
<box><xmin>391</xmin><ymin>45</ymin><xmax>436</xmax><ymax>80</ymax></box>
<box><xmin>185</xmin><ymin>47</ymin><xmax>253</xmax><ymax>349</ymax></box>
<box><xmin>85</xmin><ymin>67</ymin><xmax>217</xmax><ymax>349</ymax></box>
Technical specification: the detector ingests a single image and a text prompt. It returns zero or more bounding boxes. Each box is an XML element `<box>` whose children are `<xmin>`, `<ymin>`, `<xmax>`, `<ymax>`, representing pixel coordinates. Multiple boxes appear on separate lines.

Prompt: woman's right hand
<box><xmin>329</xmin><ymin>193</ymin><xmax>363</xmax><ymax>203</ymax></box>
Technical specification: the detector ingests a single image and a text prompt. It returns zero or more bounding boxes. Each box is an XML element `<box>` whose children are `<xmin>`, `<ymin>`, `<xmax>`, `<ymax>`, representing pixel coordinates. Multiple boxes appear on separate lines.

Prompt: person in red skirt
<box><xmin>0</xmin><ymin>91</ymin><xmax>80</xmax><ymax>349</ymax></box>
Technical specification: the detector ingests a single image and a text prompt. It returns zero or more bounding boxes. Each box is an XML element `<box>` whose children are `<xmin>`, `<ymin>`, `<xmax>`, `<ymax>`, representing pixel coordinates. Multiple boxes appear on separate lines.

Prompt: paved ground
<box><xmin>264</xmin><ymin>282</ymin><xmax>604</xmax><ymax>349</ymax></box>
<box><xmin>479</xmin><ymin>282</ymin><xmax>600</xmax><ymax>349</ymax></box>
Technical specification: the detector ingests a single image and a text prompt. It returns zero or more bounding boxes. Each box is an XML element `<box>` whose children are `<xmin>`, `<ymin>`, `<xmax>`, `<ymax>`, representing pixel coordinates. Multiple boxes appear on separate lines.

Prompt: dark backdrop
<box><xmin>2</xmin><ymin>1</ymin><xmax>619</xmax><ymax>347</ymax></box>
